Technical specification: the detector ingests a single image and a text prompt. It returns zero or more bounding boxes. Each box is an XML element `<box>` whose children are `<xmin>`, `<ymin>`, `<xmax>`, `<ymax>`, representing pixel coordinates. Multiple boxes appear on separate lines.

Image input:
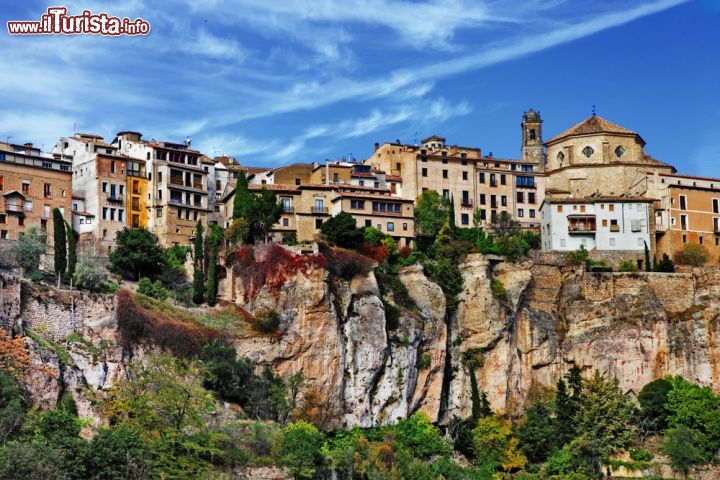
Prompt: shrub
<box><xmin>566</xmin><ymin>245</ymin><xmax>589</xmax><ymax>265</ymax></box>
<box><xmin>320</xmin><ymin>244</ymin><xmax>375</xmax><ymax>281</ymax></box>
<box><xmin>137</xmin><ymin>277</ymin><xmax>169</xmax><ymax>301</ymax></box>
<box><xmin>656</xmin><ymin>253</ymin><xmax>675</xmax><ymax>272</ymax></box>
<box><xmin>253</xmin><ymin>310</ymin><xmax>281</xmax><ymax>334</ymax></box>
<box><xmin>674</xmin><ymin>243</ymin><xmax>709</xmax><ymax>267</ymax></box>
<box><xmin>491</xmin><ymin>279</ymin><xmax>507</xmax><ymax>299</ymax></box>
<box><xmin>30</xmin><ymin>271</ymin><xmax>44</xmax><ymax>283</ymax></box>
<box><xmin>282</xmin><ymin>231</ymin><xmax>297</xmax><ymax>245</ymax></box>
<box><xmin>398</xmin><ymin>246</ymin><xmax>412</xmax><ymax>259</ymax></box>
<box><xmin>73</xmin><ymin>256</ymin><xmax>110</xmax><ymax>293</ymax></box>
<box><xmin>619</xmin><ymin>260</ymin><xmax>638</xmax><ymax>272</ymax></box>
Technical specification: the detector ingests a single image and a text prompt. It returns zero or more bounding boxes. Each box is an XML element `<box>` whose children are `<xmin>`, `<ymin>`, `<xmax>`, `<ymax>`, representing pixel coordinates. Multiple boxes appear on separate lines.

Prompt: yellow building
<box><xmin>127</xmin><ymin>159</ymin><xmax>148</xmax><ymax>228</ymax></box>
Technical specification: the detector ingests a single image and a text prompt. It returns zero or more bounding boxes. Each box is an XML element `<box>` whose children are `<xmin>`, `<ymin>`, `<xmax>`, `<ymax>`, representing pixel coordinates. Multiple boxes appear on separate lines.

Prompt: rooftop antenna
<box><xmin>5</xmin><ymin>135</ymin><xmax>11</xmax><ymax>144</ymax></box>
<box><xmin>592</xmin><ymin>104</ymin><xmax>596</xmax><ymax>116</ymax></box>
<box><xmin>414</xmin><ymin>132</ymin><xmax>418</xmax><ymax>145</ymax></box>
<box><xmin>73</xmin><ymin>122</ymin><xmax>81</xmax><ymax>133</ymax></box>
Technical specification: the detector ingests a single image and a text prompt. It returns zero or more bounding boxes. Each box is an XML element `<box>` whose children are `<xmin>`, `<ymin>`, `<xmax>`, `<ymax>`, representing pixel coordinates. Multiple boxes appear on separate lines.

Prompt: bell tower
<box><xmin>521</xmin><ymin>109</ymin><xmax>544</xmax><ymax>170</ymax></box>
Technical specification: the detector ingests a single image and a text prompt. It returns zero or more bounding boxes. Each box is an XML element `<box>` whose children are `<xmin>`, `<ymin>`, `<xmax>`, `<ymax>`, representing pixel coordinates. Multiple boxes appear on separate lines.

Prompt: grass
<box><xmin>25</xmin><ymin>329</ymin><xmax>71</xmax><ymax>365</ymax></box>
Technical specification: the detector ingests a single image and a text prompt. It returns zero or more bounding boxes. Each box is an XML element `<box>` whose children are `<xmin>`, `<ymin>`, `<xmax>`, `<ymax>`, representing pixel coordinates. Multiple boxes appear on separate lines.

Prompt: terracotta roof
<box><xmin>248</xmin><ymin>184</ymin><xmax>299</xmax><ymax>192</ymax></box>
<box><xmin>71</xmin><ymin>211</ymin><xmax>95</xmax><ymax>217</ymax></box>
<box><xmin>332</xmin><ymin>191</ymin><xmax>413</xmax><ymax>201</ymax></box>
<box><xmin>546</xmin><ymin>115</ymin><xmax>643</xmax><ymax>145</ymax></box>
<box><xmin>658</xmin><ymin>172</ymin><xmax>720</xmax><ymax>182</ymax></box>
<box><xmin>546</xmin><ymin>195</ymin><xmax>655</xmax><ymax>204</ymax></box>
<box><xmin>385</xmin><ymin>175</ymin><xmax>403</xmax><ymax>182</ymax></box>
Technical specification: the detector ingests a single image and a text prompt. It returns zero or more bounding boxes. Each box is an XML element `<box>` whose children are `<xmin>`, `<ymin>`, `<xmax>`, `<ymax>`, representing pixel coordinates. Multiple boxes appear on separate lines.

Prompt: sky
<box><xmin>1</xmin><ymin>0</ymin><xmax>718</xmax><ymax>176</ymax></box>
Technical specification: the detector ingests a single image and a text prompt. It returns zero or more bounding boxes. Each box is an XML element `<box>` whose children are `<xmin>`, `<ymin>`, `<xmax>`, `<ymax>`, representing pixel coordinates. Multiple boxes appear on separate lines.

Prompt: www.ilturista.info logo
<box><xmin>7</xmin><ymin>7</ymin><xmax>150</xmax><ymax>36</ymax></box>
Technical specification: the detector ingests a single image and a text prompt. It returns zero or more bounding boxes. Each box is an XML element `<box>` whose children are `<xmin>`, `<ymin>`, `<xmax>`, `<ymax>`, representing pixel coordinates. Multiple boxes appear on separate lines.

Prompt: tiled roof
<box><xmin>546</xmin><ymin>195</ymin><xmax>655</xmax><ymax>204</ymax></box>
<box><xmin>546</xmin><ymin>115</ymin><xmax>641</xmax><ymax>144</ymax></box>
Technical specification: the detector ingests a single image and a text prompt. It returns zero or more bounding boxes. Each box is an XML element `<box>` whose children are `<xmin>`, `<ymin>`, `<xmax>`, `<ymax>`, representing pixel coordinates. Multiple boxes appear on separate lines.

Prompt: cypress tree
<box><xmin>644</xmin><ymin>241</ymin><xmax>652</xmax><ymax>272</ymax></box>
<box><xmin>206</xmin><ymin>225</ymin><xmax>221</xmax><ymax>305</ymax></box>
<box><xmin>232</xmin><ymin>170</ymin><xmax>252</xmax><ymax>221</ymax></box>
<box><xmin>53</xmin><ymin>208</ymin><xmax>67</xmax><ymax>285</ymax></box>
<box><xmin>192</xmin><ymin>221</ymin><xmax>205</xmax><ymax>304</ymax></box>
<box><xmin>65</xmin><ymin>221</ymin><xmax>76</xmax><ymax>281</ymax></box>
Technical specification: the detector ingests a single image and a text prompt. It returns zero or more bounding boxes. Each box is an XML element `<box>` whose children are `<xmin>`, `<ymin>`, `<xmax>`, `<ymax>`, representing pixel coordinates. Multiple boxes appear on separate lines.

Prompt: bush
<box><xmin>73</xmin><ymin>256</ymin><xmax>110</xmax><ymax>293</ymax></box>
<box><xmin>674</xmin><ymin>243</ymin><xmax>709</xmax><ymax>267</ymax></box>
<box><xmin>282</xmin><ymin>231</ymin><xmax>297</xmax><ymax>245</ymax></box>
<box><xmin>253</xmin><ymin>310</ymin><xmax>281</xmax><ymax>334</ymax></box>
<box><xmin>566</xmin><ymin>245</ymin><xmax>589</xmax><ymax>265</ymax></box>
<box><xmin>491</xmin><ymin>279</ymin><xmax>507</xmax><ymax>299</ymax></box>
<box><xmin>30</xmin><ymin>271</ymin><xmax>43</xmax><ymax>283</ymax></box>
<box><xmin>137</xmin><ymin>277</ymin><xmax>169</xmax><ymax>301</ymax></box>
<box><xmin>619</xmin><ymin>260</ymin><xmax>638</xmax><ymax>272</ymax></box>
<box><xmin>398</xmin><ymin>246</ymin><xmax>413</xmax><ymax>259</ymax></box>
<box><xmin>656</xmin><ymin>253</ymin><xmax>675</xmax><ymax>272</ymax></box>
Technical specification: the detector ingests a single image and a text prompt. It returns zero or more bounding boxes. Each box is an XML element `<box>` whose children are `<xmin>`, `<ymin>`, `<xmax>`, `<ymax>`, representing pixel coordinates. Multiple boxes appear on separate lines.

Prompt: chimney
<box><xmin>374</xmin><ymin>142</ymin><xmax>379</xmax><ymax>151</ymax></box>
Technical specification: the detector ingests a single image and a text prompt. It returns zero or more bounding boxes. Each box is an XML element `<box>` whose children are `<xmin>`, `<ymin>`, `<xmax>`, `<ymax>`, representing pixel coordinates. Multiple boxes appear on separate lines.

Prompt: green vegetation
<box><xmin>13</xmin><ymin>225</ymin><xmax>47</xmax><ymax>276</ymax></box>
<box><xmin>109</xmin><ymin>227</ymin><xmax>166</xmax><ymax>281</ymax></box>
<box><xmin>193</xmin><ymin>220</ymin><xmax>205</xmax><ymax>304</ymax></box>
<box><xmin>137</xmin><ymin>277</ymin><xmax>169</xmax><ymax>301</ymax></box>
<box><xmin>320</xmin><ymin>211</ymin><xmax>365</xmax><ymax>249</ymax></box>
<box><xmin>206</xmin><ymin>224</ymin><xmax>222</xmax><ymax>305</ymax></box>
<box><xmin>675</xmin><ymin>243</ymin><xmax>709</xmax><ymax>267</ymax></box>
<box><xmin>52</xmin><ymin>208</ymin><xmax>66</xmax><ymax>285</ymax></box>
<box><xmin>73</xmin><ymin>255</ymin><xmax>111</xmax><ymax>293</ymax></box>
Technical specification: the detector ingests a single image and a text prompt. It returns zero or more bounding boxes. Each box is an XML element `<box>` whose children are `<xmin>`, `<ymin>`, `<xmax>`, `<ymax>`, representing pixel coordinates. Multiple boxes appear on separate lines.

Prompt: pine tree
<box><xmin>192</xmin><ymin>221</ymin><xmax>205</xmax><ymax>304</ymax></box>
<box><xmin>53</xmin><ymin>208</ymin><xmax>67</xmax><ymax>285</ymax></box>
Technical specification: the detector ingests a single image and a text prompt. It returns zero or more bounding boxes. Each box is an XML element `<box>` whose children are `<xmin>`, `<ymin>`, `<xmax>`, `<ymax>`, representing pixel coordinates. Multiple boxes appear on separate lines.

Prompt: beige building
<box><xmin>0</xmin><ymin>141</ymin><xmax>72</xmax><ymax>243</ymax></box>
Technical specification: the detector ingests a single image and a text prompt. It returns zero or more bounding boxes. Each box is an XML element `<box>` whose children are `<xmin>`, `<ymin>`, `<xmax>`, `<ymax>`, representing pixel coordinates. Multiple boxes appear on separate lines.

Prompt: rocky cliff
<box><xmin>4</xmin><ymin>248</ymin><xmax>720</xmax><ymax>429</ymax></box>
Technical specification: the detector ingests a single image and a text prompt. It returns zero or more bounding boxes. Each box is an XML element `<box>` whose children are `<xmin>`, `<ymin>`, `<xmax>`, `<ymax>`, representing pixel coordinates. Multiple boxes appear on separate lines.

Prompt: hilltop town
<box><xmin>1</xmin><ymin>110</ymin><xmax>713</xmax><ymax>270</ymax></box>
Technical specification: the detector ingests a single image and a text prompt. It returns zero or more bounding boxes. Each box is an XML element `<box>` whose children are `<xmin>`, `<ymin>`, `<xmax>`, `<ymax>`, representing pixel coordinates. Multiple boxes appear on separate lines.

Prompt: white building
<box><xmin>540</xmin><ymin>196</ymin><xmax>653</xmax><ymax>252</ymax></box>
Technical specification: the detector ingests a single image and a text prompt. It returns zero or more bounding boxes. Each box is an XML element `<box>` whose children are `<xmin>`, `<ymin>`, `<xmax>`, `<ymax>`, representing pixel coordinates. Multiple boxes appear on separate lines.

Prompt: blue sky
<box><xmin>1</xmin><ymin>1</ymin><xmax>718</xmax><ymax>176</ymax></box>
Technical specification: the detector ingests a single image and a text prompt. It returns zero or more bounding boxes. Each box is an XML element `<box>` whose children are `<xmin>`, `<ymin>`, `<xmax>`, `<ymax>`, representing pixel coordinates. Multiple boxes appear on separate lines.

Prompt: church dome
<box><xmin>524</xmin><ymin>109</ymin><xmax>541</xmax><ymax>121</ymax></box>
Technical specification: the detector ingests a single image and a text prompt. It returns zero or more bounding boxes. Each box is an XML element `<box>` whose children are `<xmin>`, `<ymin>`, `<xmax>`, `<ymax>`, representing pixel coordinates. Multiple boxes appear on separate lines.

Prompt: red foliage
<box><xmin>359</xmin><ymin>244</ymin><xmax>390</xmax><ymax>263</ymax></box>
<box><xmin>398</xmin><ymin>246</ymin><xmax>413</xmax><ymax>259</ymax></box>
<box><xmin>116</xmin><ymin>289</ymin><xmax>221</xmax><ymax>358</ymax></box>
<box><xmin>232</xmin><ymin>243</ymin><xmax>327</xmax><ymax>302</ymax></box>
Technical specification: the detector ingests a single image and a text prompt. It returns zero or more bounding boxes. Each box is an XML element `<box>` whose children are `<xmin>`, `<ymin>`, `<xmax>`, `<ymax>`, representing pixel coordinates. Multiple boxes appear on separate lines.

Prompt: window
<box><xmin>480</xmin><ymin>194</ymin><xmax>486</xmax><ymax>205</ymax></box>
<box><xmin>157</xmin><ymin>209</ymin><xmax>162</xmax><ymax>218</ymax></box>
<box><xmin>679</xmin><ymin>195</ymin><xmax>687</xmax><ymax>210</ymax></box>
<box><xmin>102</xmin><ymin>207</ymin><xmax>108</xmax><ymax>220</ymax></box>
<box><xmin>22</xmin><ymin>181</ymin><xmax>29</xmax><ymax>195</ymax></box>
<box><xmin>714</xmin><ymin>218</ymin><xmax>720</xmax><ymax>232</ymax></box>
<box><xmin>102</xmin><ymin>182</ymin><xmax>108</xmax><ymax>193</ymax></box>
<box><xmin>461</xmin><ymin>213</ymin><xmax>469</xmax><ymax>225</ymax></box>
<box><xmin>443</xmin><ymin>189</ymin><xmax>450</xmax><ymax>200</ymax></box>
<box><xmin>491</xmin><ymin>195</ymin><xmax>497</xmax><ymax>208</ymax></box>
<box><xmin>529</xmin><ymin>209</ymin><xmax>535</xmax><ymax>218</ymax></box>
<box><xmin>521</xmin><ymin>165</ymin><xmax>533</xmax><ymax>172</ymax></box>
<box><xmin>501</xmin><ymin>196</ymin><xmax>507</xmax><ymax>207</ymax></box>
<box><xmin>403</xmin><ymin>223</ymin><xmax>408</xmax><ymax>231</ymax></box>
<box><xmin>680</xmin><ymin>214</ymin><xmax>688</xmax><ymax>230</ymax></box>
<box><xmin>489</xmin><ymin>174</ymin><xmax>496</xmax><ymax>186</ymax></box>
<box><xmin>700</xmin><ymin>236</ymin><xmax>704</xmax><ymax>245</ymax></box>
<box><xmin>528</xmin><ymin>192</ymin><xmax>536</xmax><ymax>204</ymax></box>
<box><xmin>18</xmin><ymin>216</ymin><xmax>24</xmax><ymax>226</ymax></box>
<box><xmin>119</xmin><ymin>185</ymin><xmax>125</xmax><ymax>195</ymax></box>
<box><xmin>462</xmin><ymin>171</ymin><xmax>468</xmax><ymax>180</ymax></box>
<box><xmin>422</xmin><ymin>168</ymin><xmax>428</xmax><ymax>177</ymax></box>
<box><xmin>365</xmin><ymin>219</ymin><xmax>372</xmax><ymax>227</ymax></box>
<box><xmin>350</xmin><ymin>200</ymin><xmax>365</xmax><ymax>209</ymax></box>
<box><xmin>560</xmin><ymin>239</ymin><xmax>566</xmax><ymax>248</ymax></box>
<box><xmin>442</xmin><ymin>170</ymin><xmax>448</xmax><ymax>179</ymax></box>
<box><xmin>529</xmin><ymin>129</ymin><xmax>536</xmax><ymax>140</ymax></box>
<box><xmin>518</xmin><ymin>209</ymin><xmax>524</xmax><ymax>217</ymax></box>
<box><xmin>631</xmin><ymin>219</ymin><xmax>642</xmax><ymax>232</ymax></box>
<box><xmin>602</xmin><ymin>219</ymin><xmax>608</xmax><ymax>227</ymax></box>
<box><xmin>609</xmin><ymin>204</ymin><xmax>615</xmax><ymax>212</ymax></box>
<box><xmin>0</xmin><ymin>214</ymin><xmax>5</xmax><ymax>224</ymax></box>
<box><xmin>178</xmin><ymin>208</ymin><xmax>183</xmax><ymax>219</ymax></box>
<box><xmin>580</xmin><ymin>205</ymin><xmax>586</xmax><ymax>213</ymax></box>
<box><xmin>615</xmin><ymin>146</ymin><xmax>625</xmax><ymax>157</ymax></box>
<box><xmin>111</xmin><ymin>161</ymin><xmax>116</xmax><ymax>173</ymax></box>
<box><xmin>158</xmin><ymin>190</ymin><xmax>162</xmax><ymax>200</ymax></box>
<box><xmin>102</xmin><ymin>229</ymin><xmax>107</xmax><ymax>239</ymax></box>
<box><xmin>714</xmin><ymin>199</ymin><xmax>719</xmax><ymax>214</ymax></box>
<box><xmin>0</xmin><ymin>176</ymin><xmax>3</xmax><ymax>190</ymax></box>
<box><xmin>314</xmin><ymin>198</ymin><xmax>324</xmax><ymax>213</ymax></box>
<box><xmin>44</xmin><ymin>183</ymin><xmax>51</xmax><ymax>197</ymax></box>
<box><xmin>132</xmin><ymin>197</ymin><xmax>140</xmax><ymax>210</ymax></box>
<box><xmin>479</xmin><ymin>209</ymin><xmax>486</xmax><ymax>220</ymax></box>
<box><xmin>110</xmin><ymin>208</ymin><xmax>116</xmax><ymax>221</ymax></box>
<box><xmin>500</xmin><ymin>175</ymin><xmax>506</xmax><ymax>185</ymax></box>
<box><xmin>118</xmin><ymin>210</ymin><xmax>124</xmax><ymax>222</ymax></box>
<box><xmin>609</xmin><ymin>238</ymin><xmax>616</xmax><ymax>246</ymax></box>
<box><xmin>158</xmin><ymin>172</ymin><xmax>163</xmax><ymax>183</ymax></box>
<box><xmin>43</xmin><ymin>205</ymin><xmax>50</xmax><ymax>218</ymax></box>
<box><xmin>610</xmin><ymin>219</ymin><xmax>619</xmax><ymax>231</ymax></box>
<box><xmin>682</xmin><ymin>234</ymin><xmax>687</xmax><ymax>243</ymax></box>
<box><xmin>557</xmin><ymin>151</ymin><xmax>565</xmax><ymax>163</ymax></box>
<box><xmin>479</xmin><ymin>173</ymin><xmax>485</xmax><ymax>184</ymax></box>
<box><xmin>516</xmin><ymin>176</ymin><xmax>535</xmax><ymax>187</ymax></box>
<box><xmin>517</xmin><ymin>192</ymin><xmax>524</xmax><ymax>203</ymax></box>
<box><xmin>359</xmin><ymin>180</ymin><xmax>365</xmax><ymax>186</ymax></box>
<box><xmin>582</xmin><ymin>146</ymin><xmax>594</xmax><ymax>158</ymax></box>
<box><xmin>387</xmin><ymin>222</ymin><xmax>394</xmax><ymax>232</ymax></box>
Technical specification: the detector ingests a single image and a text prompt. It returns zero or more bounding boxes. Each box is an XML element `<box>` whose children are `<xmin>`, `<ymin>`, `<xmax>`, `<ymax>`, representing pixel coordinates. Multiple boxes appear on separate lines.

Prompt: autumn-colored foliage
<box><xmin>359</xmin><ymin>244</ymin><xmax>390</xmax><ymax>263</ymax></box>
<box><xmin>319</xmin><ymin>243</ymin><xmax>376</xmax><ymax>280</ymax></box>
<box><xmin>398</xmin><ymin>246</ymin><xmax>413</xmax><ymax>259</ymax></box>
<box><xmin>0</xmin><ymin>329</ymin><xmax>32</xmax><ymax>379</ymax></box>
<box><xmin>233</xmin><ymin>243</ymin><xmax>327</xmax><ymax>302</ymax></box>
<box><xmin>116</xmin><ymin>289</ymin><xmax>221</xmax><ymax>358</ymax></box>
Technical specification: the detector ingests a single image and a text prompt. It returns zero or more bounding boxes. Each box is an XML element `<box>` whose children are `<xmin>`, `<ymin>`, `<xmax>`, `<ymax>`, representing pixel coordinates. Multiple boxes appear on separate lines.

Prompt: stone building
<box><xmin>113</xmin><ymin>131</ymin><xmax>210</xmax><ymax>247</ymax></box>
<box><xmin>0</xmin><ymin>141</ymin><xmax>72</xmax><ymax>242</ymax></box>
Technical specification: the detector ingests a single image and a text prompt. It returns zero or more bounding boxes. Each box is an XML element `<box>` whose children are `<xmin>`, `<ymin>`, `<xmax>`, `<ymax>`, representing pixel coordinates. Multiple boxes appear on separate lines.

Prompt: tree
<box><xmin>53</xmin><ymin>208</ymin><xmax>67</xmax><ymax>285</ymax></box>
<box><xmin>571</xmin><ymin>370</ymin><xmax>636</xmax><ymax>474</ymax></box>
<box><xmin>517</xmin><ymin>401</ymin><xmax>558</xmax><ymax>464</ymax></box>
<box><xmin>554</xmin><ymin>378</ymin><xmax>576</xmax><ymax>448</ymax></box>
<box><xmin>662</xmin><ymin>425</ymin><xmax>705</xmax><ymax>478</ymax></box>
<box><xmin>224</xmin><ymin>218</ymin><xmax>249</xmax><ymax>245</ymax></box>
<box><xmin>73</xmin><ymin>256</ymin><xmax>110</xmax><ymax>293</ymax></box>
<box><xmin>13</xmin><ymin>226</ymin><xmax>47</xmax><ymax>275</ymax></box>
<box><xmin>675</xmin><ymin>243</ymin><xmax>709</xmax><ymax>267</ymax></box>
<box><xmin>320</xmin><ymin>211</ymin><xmax>364</xmax><ymax>249</ymax></box>
<box><xmin>391</xmin><ymin>413</ymin><xmax>452</xmax><ymax>460</ymax></box>
<box><xmin>656</xmin><ymin>253</ymin><xmax>675</xmax><ymax>272</ymax></box>
<box><xmin>414</xmin><ymin>190</ymin><xmax>450</xmax><ymax>239</ymax></box>
<box><xmin>249</xmin><ymin>189</ymin><xmax>283</xmax><ymax>243</ymax></box>
<box><xmin>200</xmin><ymin>340</ymin><xmax>257</xmax><ymax>406</ymax></box>
<box><xmin>0</xmin><ymin>372</ymin><xmax>26</xmax><ymax>445</ymax></box>
<box><xmin>232</xmin><ymin>170</ymin><xmax>252</xmax><ymax>222</ymax></box>
<box><xmin>664</xmin><ymin>376</ymin><xmax>720</xmax><ymax>460</ymax></box>
<box><xmin>206</xmin><ymin>224</ymin><xmax>222</xmax><ymax>305</ymax></box>
<box><xmin>275</xmin><ymin>420</ymin><xmax>325</xmax><ymax>480</ymax></box>
<box><xmin>65</xmin><ymin>221</ymin><xmax>77</xmax><ymax>281</ymax></box>
<box><xmin>471</xmin><ymin>415</ymin><xmax>527</xmax><ymax>472</ymax></box>
<box><xmin>638</xmin><ymin>377</ymin><xmax>673</xmax><ymax>433</ymax></box>
<box><xmin>85</xmin><ymin>426</ymin><xmax>149</xmax><ymax>480</ymax></box>
<box><xmin>192</xmin><ymin>221</ymin><xmax>205</xmax><ymax>304</ymax></box>
<box><xmin>644</xmin><ymin>240</ymin><xmax>651</xmax><ymax>272</ymax></box>
<box><xmin>490</xmin><ymin>211</ymin><xmax>521</xmax><ymax>236</ymax></box>
<box><xmin>109</xmin><ymin>227</ymin><xmax>166</xmax><ymax>280</ymax></box>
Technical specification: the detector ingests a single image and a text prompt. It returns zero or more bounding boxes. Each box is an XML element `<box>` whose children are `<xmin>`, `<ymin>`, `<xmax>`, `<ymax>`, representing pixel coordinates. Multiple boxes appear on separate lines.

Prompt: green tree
<box><xmin>53</xmin><ymin>208</ymin><xmax>67</xmax><ymax>285</ymax></box>
<box><xmin>0</xmin><ymin>372</ymin><xmax>25</xmax><ymax>445</ymax></box>
<box><xmin>275</xmin><ymin>420</ymin><xmax>325</xmax><ymax>480</ymax></box>
<box><xmin>554</xmin><ymin>378</ymin><xmax>576</xmax><ymax>447</ymax></box>
<box><xmin>517</xmin><ymin>401</ymin><xmax>558</xmax><ymax>464</ymax></box>
<box><xmin>638</xmin><ymin>377</ymin><xmax>673</xmax><ymax>434</ymax></box>
<box><xmin>662</xmin><ymin>425</ymin><xmax>705</xmax><ymax>478</ymax></box>
<box><xmin>656</xmin><ymin>253</ymin><xmax>675</xmax><ymax>272</ymax></box>
<box><xmin>65</xmin><ymin>221</ymin><xmax>77</xmax><ymax>281</ymax></box>
<box><xmin>414</xmin><ymin>190</ymin><xmax>450</xmax><ymax>239</ymax></box>
<box><xmin>391</xmin><ymin>412</ymin><xmax>452</xmax><ymax>460</ymax></box>
<box><xmin>675</xmin><ymin>243</ymin><xmax>709</xmax><ymax>267</ymax></box>
<box><xmin>13</xmin><ymin>225</ymin><xmax>47</xmax><ymax>275</ymax></box>
<box><xmin>471</xmin><ymin>415</ymin><xmax>527</xmax><ymax>472</ymax></box>
<box><xmin>665</xmin><ymin>376</ymin><xmax>720</xmax><ymax>460</ymax></box>
<box><xmin>571</xmin><ymin>370</ymin><xmax>636</xmax><ymax>474</ymax></box>
<box><xmin>200</xmin><ymin>340</ymin><xmax>257</xmax><ymax>406</ymax></box>
<box><xmin>206</xmin><ymin>224</ymin><xmax>222</xmax><ymax>305</ymax></box>
<box><xmin>249</xmin><ymin>189</ymin><xmax>283</xmax><ymax>243</ymax></box>
<box><xmin>232</xmin><ymin>170</ymin><xmax>253</xmax><ymax>222</ymax></box>
<box><xmin>109</xmin><ymin>227</ymin><xmax>166</xmax><ymax>280</ymax></box>
<box><xmin>225</xmin><ymin>217</ymin><xmax>249</xmax><ymax>245</ymax></box>
<box><xmin>192</xmin><ymin>220</ymin><xmax>205</xmax><ymax>304</ymax></box>
<box><xmin>490</xmin><ymin>210</ymin><xmax>521</xmax><ymax>236</ymax></box>
<box><xmin>85</xmin><ymin>426</ymin><xmax>149</xmax><ymax>480</ymax></box>
<box><xmin>137</xmin><ymin>277</ymin><xmax>168</xmax><ymax>301</ymax></box>
<box><xmin>73</xmin><ymin>256</ymin><xmax>110</xmax><ymax>293</ymax></box>
<box><xmin>644</xmin><ymin>241</ymin><xmax>651</xmax><ymax>271</ymax></box>
<box><xmin>320</xmin><ymin>211</ymin><xmax>364</xmax><ymax>248</ymax></box>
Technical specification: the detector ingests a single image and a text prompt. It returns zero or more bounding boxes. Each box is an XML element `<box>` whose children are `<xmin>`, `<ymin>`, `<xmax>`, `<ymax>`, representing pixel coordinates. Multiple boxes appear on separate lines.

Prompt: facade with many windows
<box><xmin>0</xmin><ymin>141</ymin><xmax>72</xmax><ymax>243</ymax></box>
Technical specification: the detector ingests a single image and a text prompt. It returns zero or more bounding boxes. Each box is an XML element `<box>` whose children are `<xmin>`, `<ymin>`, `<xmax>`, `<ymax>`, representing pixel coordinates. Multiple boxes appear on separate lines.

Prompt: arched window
<box><xmin>529</xmin><ymin>129</ymin><xmax>536</xmax><ymax>140</ymax></box>
<box><xmin>557</xmin><ymin>151</ymin><xmax>565</xmax><ymax>163</ymax></box>
<box><xmin>615</xmin><ymin>146</ymin><xmax>625</xmax><ymax>158</ymax></box>
<box><xmin>582</xmin><ymin>146</ymin><xmax>594</xmax><ymax>158</ymax></box>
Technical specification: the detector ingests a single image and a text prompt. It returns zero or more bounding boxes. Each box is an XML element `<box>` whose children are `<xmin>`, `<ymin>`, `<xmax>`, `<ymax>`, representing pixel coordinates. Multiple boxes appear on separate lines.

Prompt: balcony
<box><xmin>282</xmin><ymin>206</ymin><xmax>295</xmax><ymax>214</ymax></box>
<box><xmin>489</xmin><ymin>181</ymin><xmax>497</xmax><ymax>187</ymax></box>
<box><xmin>610</xmin><ymin>225</ymin><xmax>620</xmax><ymax>232</ymax></box>
<box><xmin>127</xmin><ymin>169</ymin><xmax>146</xmax><ymax>178</ymax></box>
<box><xmin>568</xmin><ymin>225</ymin><xmax>596</xmax><ymax>234</ymax></box>
<box><xmin>568</xmin><ymin>215</ymin><xmax>596</xmax><ymax>234</ymax></box>
<box><xmin>4</xmin><ymin>203</ymin><xmax>22</xmax><ymax>213</ymax></box>
<box><xmin>311</xmin><ymin>206</ymin><xmax>328</xmax><ymax>215</ymax></box>
<box><xmin>372</xmin><ymin>209</ymin><xmax>403</xmax><ymax>217</ymax></box>
<box><xmin>106</xmin><ymin>194</ymin><xmax>124</xmax><ymax>203</ymax></box>
<box><xmin>461</xmin><ymin>200</ymin><xmax>473</xmax><ymax>208</ymax></box>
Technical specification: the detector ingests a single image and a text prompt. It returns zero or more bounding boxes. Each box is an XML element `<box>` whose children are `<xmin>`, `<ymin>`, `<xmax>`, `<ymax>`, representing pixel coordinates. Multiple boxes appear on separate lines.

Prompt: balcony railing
<box><xmin>127</xmin><ymin>169</ymin><xmax>146</xmax><ymax>177</ymax></box>
<box><xmin>282</xmin><ymin>206</ymin><xmax>295</xmax><ymax>214</ymax></box>
<box><xmin>311</xmin><ymin>206</ymin><xmax>328</xmax><ymax>214</ymax></box>
<box><xmin>568</xmin><ymin>226</ymin><xmax>596</xmax><ymax>234</ymax></box>
<box><xmin>4</xmin><ymin>203</ymin><xmax>22</xmax><ymax>213</ymax></box>
<box><xmin>461</xmin><ymin>200</ymin><xmax>473</xmax><ymax>208</ymax></box>
<box><xmin>372</xmin><ymin>209</ymin><xmax>403</xmax><ymax>216</ymax></box>
<box><xmin>106</xmin><ymin>194</ymin><xmax>124</xmax><ymax>203</ymax></box>
<box><xmin>610</xmin><ymin>225</ymin><xmax>620</xmax><ymax>232</ymax></box>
